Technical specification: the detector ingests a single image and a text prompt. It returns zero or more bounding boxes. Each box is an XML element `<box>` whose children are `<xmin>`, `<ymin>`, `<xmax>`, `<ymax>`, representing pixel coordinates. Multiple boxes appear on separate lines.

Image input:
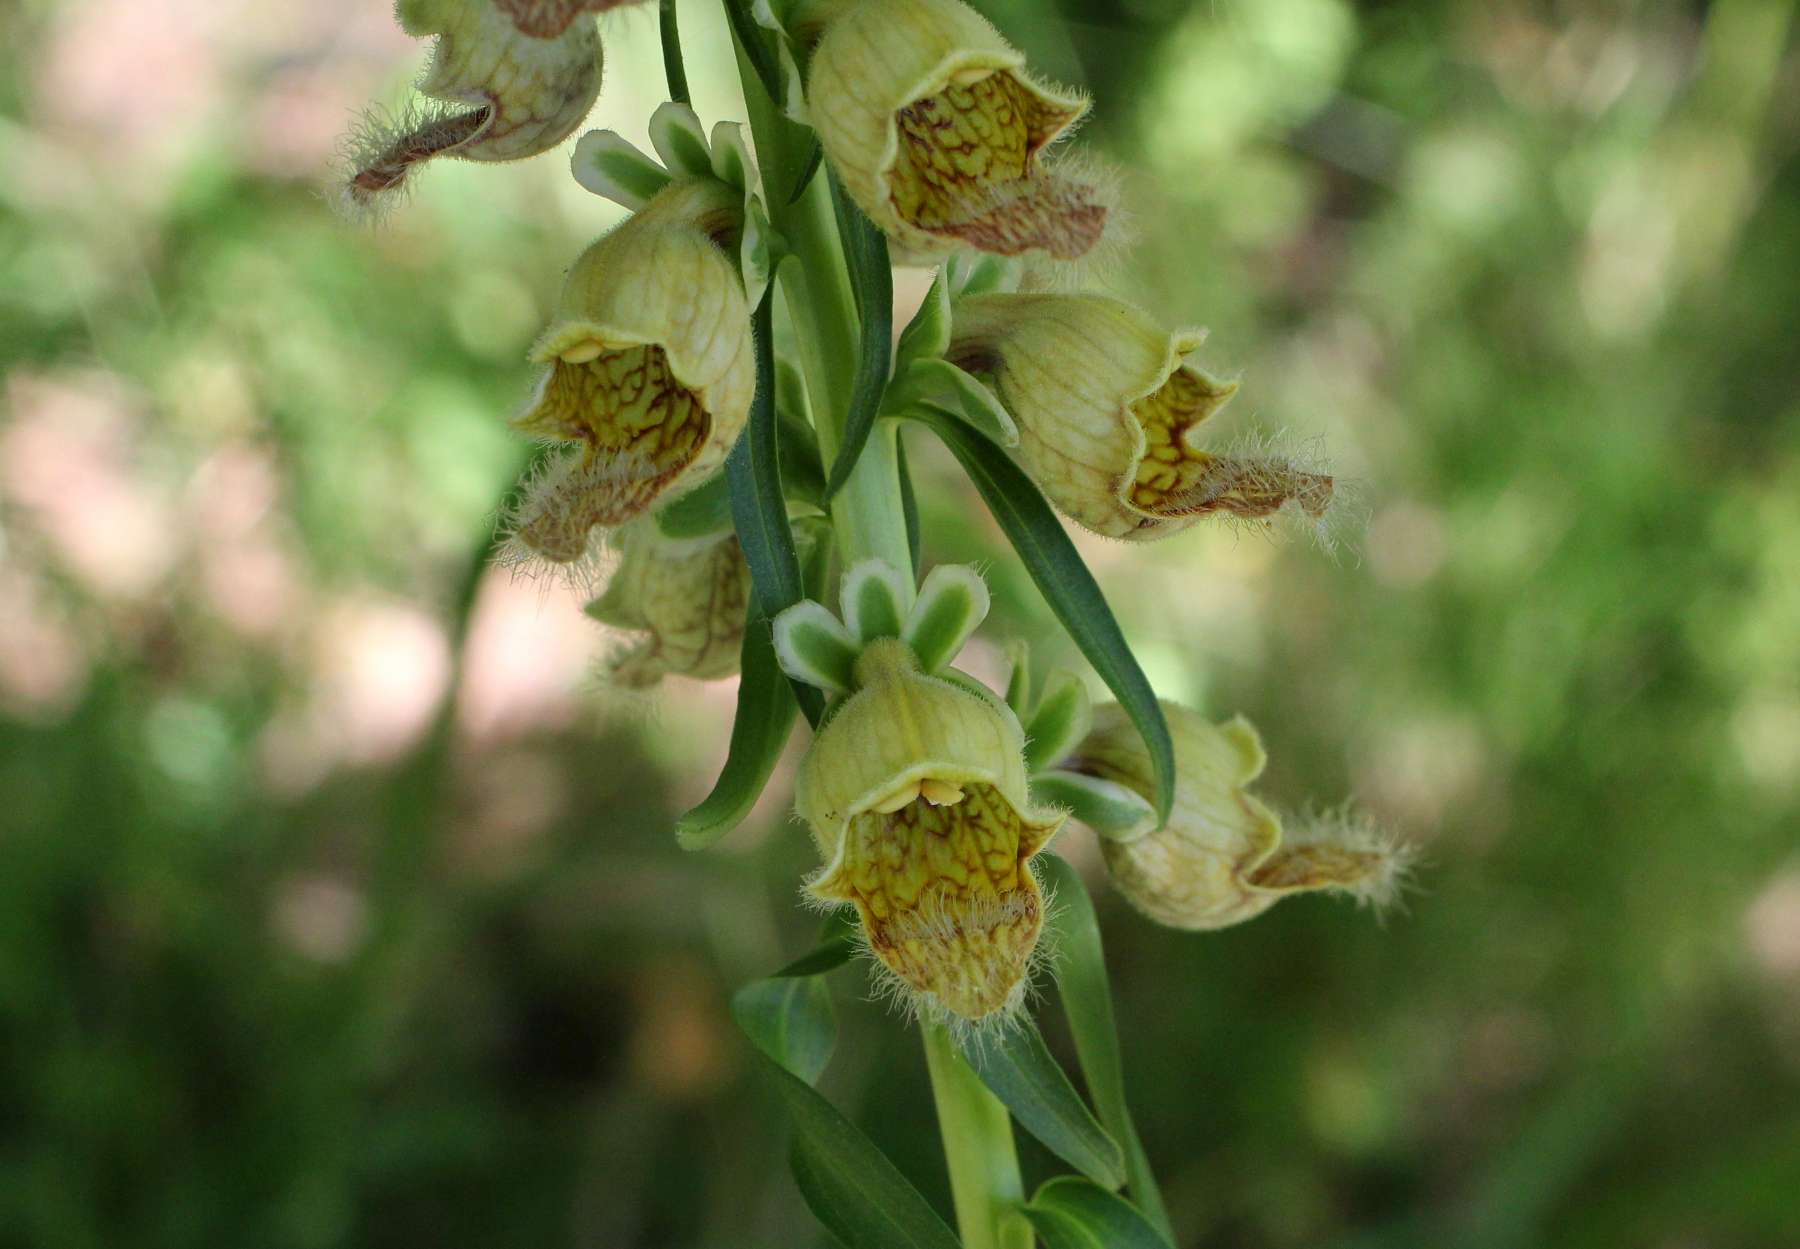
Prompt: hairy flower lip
<box><xmin>809</xmin><ymin>0</ymin><xmax>1102</xmax><ymax>259</ymax></box>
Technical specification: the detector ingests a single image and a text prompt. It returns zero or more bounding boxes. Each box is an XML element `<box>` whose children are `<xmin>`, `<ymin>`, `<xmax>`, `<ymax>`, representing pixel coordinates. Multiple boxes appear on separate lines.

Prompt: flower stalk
<box><xmin>734</xmin><ymin>25</ymin><xmax>1029</xmax><ymax>1247</ymax></box>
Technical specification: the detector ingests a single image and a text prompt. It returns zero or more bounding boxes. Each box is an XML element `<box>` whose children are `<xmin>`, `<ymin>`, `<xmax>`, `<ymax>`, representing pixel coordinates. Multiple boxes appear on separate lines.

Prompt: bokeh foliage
<box><xmin>1</xmin><ymin>0</ymin><xmax>1796</xmax><ymax>1246</ymax></box>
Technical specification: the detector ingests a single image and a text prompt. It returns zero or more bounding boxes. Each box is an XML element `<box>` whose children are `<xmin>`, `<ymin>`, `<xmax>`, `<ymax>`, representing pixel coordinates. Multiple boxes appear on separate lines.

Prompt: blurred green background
<box><xmin>2</xmin><ymin>0</ymin><xmax>1797</xmax><ymax>1245</ymax></box>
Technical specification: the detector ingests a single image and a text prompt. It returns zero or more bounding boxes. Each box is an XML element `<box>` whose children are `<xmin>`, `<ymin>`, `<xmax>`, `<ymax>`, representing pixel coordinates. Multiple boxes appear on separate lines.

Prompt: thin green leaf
<box><xmin>897</xmin><ymin>429</ymin><xmax>921</xmax><ymax>577</ymax></box>
<box><xmin>733</xmin><ymin>976</ymin><xmax>836</xmax><ymax>1084</ymax></box>
<box><xmin>961</xmin><ymin>1021</ymin><xmax>1125</xmax><ymax>1189</ymax></box>
<box><xmin>1023</xmin><ymin>1177</ymin><xmax>1174</xmax><ymax>1249</ymax></box>
<box><xmin>786</xmin><ymin>1114</ymin><xmax>962</xmax><ymax>1249</ymax></box>
<box><xmin>727</xmin><ymin>294</ymin><xmax>824</xmax><ymax>726</ymax></box>
<box><xmin>1030</xmin><ymin>771</ymin><xmax>1157</xmax><ymax>842</ymax></box>
<box><xmin>788</xmin><ymin>136</ymin><xmax>825</xmax><ymax>204</ymax></box>
<box><xmin>1004</xmin><ymin>642</ymin><xmax>1032</xmax><ymax>716</ymax></box>
<box><xmin>1037</xmin><ymin>856</ymin><xmax>1173</xmax><ymax>1241</ymax></box>
<box><xmin>737</xmin><ymin>1030</ymin><xmax>962</xmax><ymax>1249</ymax></box>
<box><xmin>722</xmin><ymin>0</ymin><xmax>785</xmax><ymax>112</ymax></box>
<box><xmin>674</xmin><ymin>597</ymin><xmax>798</xmax><ymax>849</ymax></box>
<box><xmin>824</xmin><ymin>174</ymin><xmax>894</xmax><ymax>499</ymax></box>
<box><xmin>773</xmin><ymin>933</ymin><xmax>858</xmax><ymax>978</ymax></box>
<box><xmin>895</xmin><ymin>267</ymin><xmax>952</xmax><ymax>367</ymax></box>
<box><xmin>658</xmin><ymin>0</ymin><xmax>689</xmax><ymax>104</ymax></box>
<box><xmin>911</xmin><ymin>408</ymin><xmax>1174</xmax><ymax>824</ymax></box>
<box><xmin>891</xmin><ymin>363</ymin><xmax>1018</xmax><ymax>447</ymax></box>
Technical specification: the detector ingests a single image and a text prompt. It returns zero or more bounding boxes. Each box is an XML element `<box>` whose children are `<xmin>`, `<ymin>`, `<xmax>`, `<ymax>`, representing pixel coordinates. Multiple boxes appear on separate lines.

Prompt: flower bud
<box><xmin>508</xmin><ymin>181</ymin><xmax>755</xmax><ymax>562</ymax></box>
<box><xmin>345</xmin><ymin>0</ymin><xmax>621</xmax><ymax>210</ymax></box>
<box><xmin>796</xmin><ymin>639</ymin><xmax>1064</xmax><ymax>1021</ymax></box>
<box><xmin>950</xmin><ymin>293</ymin><xmax>1335</xmax><ymax>541</ymax></box>
<box><xmin>586</xmin><ymin>523</ymin><xmax>751</xmax><ymax>688</ymax></box>
<box><xmin>1071</xmin><ymin>701</ymin><xmax>1405</xmax><ymax>929</ymax></box>
<box><xmin>808</xmin><ymin>0</ymin><xmax>1107</xmax><ymax>260</ymax></box>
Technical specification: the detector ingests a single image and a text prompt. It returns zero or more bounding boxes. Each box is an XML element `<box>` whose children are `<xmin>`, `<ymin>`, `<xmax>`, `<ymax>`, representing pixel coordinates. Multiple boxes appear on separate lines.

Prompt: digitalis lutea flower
<box><xmin>775</xmin><ymin>562</ymin><xmax>1065</xmax><ymax>1022</ymax></box>
<box><xmin>586</xmin><ymin>521</ymin><xmax>751</xmax><ymax>688</ymax></box>
<box><xmin>949</xmin><ymin>293</ymin><xmax>1336</xmax><ymax>541</ymax></box>
<box><xmin>508</xmin><ymin>180</ymin><xmax>755</xmax><ymax>563</ymax></box>
<box><xmin>345</xmin><ymin>0</ymin><xmax>630</xmax><ymax>211</ymax></box>
<box><xmin>1066</xmin><ymin>700</ymin><xmax>1407</xmax><ymax>930</ymax></box>
<box><xmin>807</xmin><ymin>0</ymin><xmax>1109</xmax><ymax>260</ymax></box>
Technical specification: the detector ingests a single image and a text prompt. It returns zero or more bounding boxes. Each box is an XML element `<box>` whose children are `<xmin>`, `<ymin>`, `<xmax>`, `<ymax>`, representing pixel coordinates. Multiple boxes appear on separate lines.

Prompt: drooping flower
<box><xmin>775</xmin><ymin>561</ymin><xmax>1065</xmax><ymax>1021</ymax></box>
<box><xmin>508</xmin><ymin>180</ymin><xmax>755</xmax><ymax>562</ymax></box>
<box><xmin>344</xmin><ymin>0</ymin><xmax>628</xmax><ymax>211</ymax></box>
<box><xmin>586</xmin><ymin>522</ymin><xmax>751</xmax><ymax>688</ymax></box>
<box><xmin>948</xmin><ymin>292</ymin><xmax>1336</xmax><ymax>541</ymax></box>
<box><xmin>1066</xmin><ymin>700</ymin><xmax>1406</xmax><ymax>930</ymax></box>
<box><xmin>807</xmin><ymin>0</ymin><xmax>1108</xmax><ymax>260</ymax></box>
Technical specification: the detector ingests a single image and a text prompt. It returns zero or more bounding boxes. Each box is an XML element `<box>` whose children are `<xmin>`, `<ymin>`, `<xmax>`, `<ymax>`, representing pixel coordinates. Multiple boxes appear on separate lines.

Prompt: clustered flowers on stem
<box><xmin>341</xmin><ymin>0</ymin><xmax>1409</xmax><ymax>1028</ymax></box>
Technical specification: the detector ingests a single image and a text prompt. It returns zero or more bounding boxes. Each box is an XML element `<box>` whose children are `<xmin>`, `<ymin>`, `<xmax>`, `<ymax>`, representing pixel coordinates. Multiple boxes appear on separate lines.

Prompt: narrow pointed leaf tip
<box><xmin>912</xmin><ymin>407</ymin><xmax>1176</xmax><ymax>825</ymax></box>
<box><xmin>1023</xmin><ymin>669</ymin><xmax>1092</xmax><ymax>775</ymax></box>
<box><xmin>1024</xmin><ymin>1177</ymin><xmax>1175</xmax><ymax>1249</ymax></box>
<box><xmin>962</xmin><ymin>1021</ymin><xmax>1127</xmax><ymax>1189</ymax></box>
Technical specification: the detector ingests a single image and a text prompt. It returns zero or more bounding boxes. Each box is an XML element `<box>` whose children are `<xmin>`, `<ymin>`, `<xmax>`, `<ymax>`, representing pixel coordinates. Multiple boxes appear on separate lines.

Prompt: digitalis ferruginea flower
<box><xmin>807</xmin><ymin>0</ymin><xmax>1109</xmax><ymax>261</ymax></box>
<box><xmin>1067</xmin><ymin>701</ymin><xmax>1407</xmax><ymax>930</ymax></box>
<box><xmin>772</xmin><ymin>561</ymin><xmax>1064</xmax><ymax>1022</ymax></box>
<box><xmin>586</xmin><ymin>522</ymin><xmax>751</xmax><ymax>688</ymax></box>
<box><xmin>344</xmin><ymin>0</ymin><xmax>635</xmax><ymax>211</ymax></box>
<box><xmin>508</xmin><ymin>180</ymin><xmax>754</xmax><ymax>562</ymax></box>
<box><xmin>948</xmin><ymin>293</ymin><xmax>1336</xmax><ymax>541</ymax></box>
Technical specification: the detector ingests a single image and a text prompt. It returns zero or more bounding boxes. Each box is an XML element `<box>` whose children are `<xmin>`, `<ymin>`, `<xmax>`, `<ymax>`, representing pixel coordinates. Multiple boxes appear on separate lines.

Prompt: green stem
<box><xmin>658</xmin><ymin>0</ymin><xmax>690</xmax><ymax>104</ymax></box>
<box><xmin>730</xmin><ymin>17</ymin><xmax>1024</xmax><ymax>1248</ymax></box>
<box><xmin>921</xmin><ymin>1023</ymin><xmax>1033</xmax><ymax>1249</ymax></box>
<box><xmin>733</xmin><ymin>40</ymin><xmax>908</xmax><ymax>572</ymax></box>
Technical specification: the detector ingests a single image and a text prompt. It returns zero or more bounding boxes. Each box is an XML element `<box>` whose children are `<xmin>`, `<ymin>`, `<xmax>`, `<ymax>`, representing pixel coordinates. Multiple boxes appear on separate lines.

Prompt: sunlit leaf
<box><xmin>962</xmin><ymin>1020</ymin><xmax>1126</xmax><ymax>1189</ymax></box>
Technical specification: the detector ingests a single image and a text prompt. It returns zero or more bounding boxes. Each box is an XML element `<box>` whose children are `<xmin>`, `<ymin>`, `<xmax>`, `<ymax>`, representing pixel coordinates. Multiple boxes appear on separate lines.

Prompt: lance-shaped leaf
<box><xmin>728</xmin><ymin>295</ymin><xmax>824</xmax><ymax>725</ymax></box>
<box><xmin>897</xmin><ymin>430</ymin><xmax>921</xmax><ymax>577</ymax></box>
<box><xmin>571</xmin><ymin>129</ymin><xmax>673</xmax><ymax>211</ymax></box>
<box><xmin>736</xmin><ymin>1006</ymin><xmax>962</xmax><ymax>1249</ymax></box>
<box><xmin>674</xmin><ymin>596</ymin><xmax>798</xmax><ymax>850</ymax></box>
<box><xmin>825</xmin><ymin>175</ymin><xmax>895</xmax><ymax>499</ymax></box>
<box><xmin>1023</xmin><ymin>1177</ymin><xmax>1174</xmax><ymax>1249</ymax></box>
<box><xmin>732</xmin><ymin>975</ymin><xmax>836</xmax><ymax>1084</ymax></box>
<box><xmin>902</xmin><ymin>564</ymin><xmax>990</xmax><ymax>675</ymax></box>
<box><xmin>1037</xmin><ymin>855</ymin><xmax>1173</xmax><ymax>1240</ymax></box>
<box><xmin>1031</xmin><ymin>771</ymin><xmax>1157</xmax><ymax>843</ymax></box>
<box><xmin>911</xmin><ymin>407</ymin><xmax>1175</xmax><ymax>825</ymax></box>
<box><xmin>961</xmin><ymin>1020</ymin><xmax>1126</xmax><ymax>1189</ymax></box>
<box><xmin>895</xmin><ymin>267</ymin><xmax>953</xmax><ymax>368</ymax></box>
<box><xmin>887</xmin><ymin>359</ymin><xmax>1019</xmax><ymax>449</ymax></box>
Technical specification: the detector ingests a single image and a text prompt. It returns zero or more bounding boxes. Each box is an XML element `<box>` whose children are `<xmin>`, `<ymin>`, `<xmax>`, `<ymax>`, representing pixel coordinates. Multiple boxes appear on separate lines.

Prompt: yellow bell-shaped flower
<box><xmin>950</xmin><ymin>293</ymin><xmax>1335</xmax><ymax>541</ymax></box>
<box><xmin>346</xmin><ymin>0</ymin><xmax>621</xmax><ymax>209</ymax></box>
<box><xmin>1069</xmin><ymin>701</ymin><xmax>1404</xmax><ymax>929</ymax></box>
<box><xmin>509</xmin><ymin>181</ymin><xmax>755</xmax><ymax>562</ymax></box>
<box><xmin>796</xmin><ymin>639</ymin><xmax>1064</xmax><ymax>1022</ymax></box>
<box><xmin>807</xmin><ymin>0</ymin><xmax>1107</xmax><ymax>260</ymax></box>
<box><xmin>586</xmin><ymin>522</ymin><xmax>751</xmax><ymax>688</ymax></box>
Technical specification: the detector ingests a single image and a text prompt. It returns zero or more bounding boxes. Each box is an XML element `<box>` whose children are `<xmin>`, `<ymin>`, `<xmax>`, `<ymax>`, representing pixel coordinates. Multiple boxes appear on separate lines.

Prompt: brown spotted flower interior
<box><xmin>511</xmin><ymin>344</ymin><xmax>711</xmax><ymax>557</ymax></box>
<box><xmin>1128</xmin><ymin>366</ymin><xmax>1334</xmax><ymax>524</ymax></box>
<box><xmin>812</xmin><ymin>782</ymin><xmax>1048</xmax><ymax>1020</ymax></box>
<box><xmin>888</xmin><ymin>71</ymin><xmax>1104</xmax><ymax>259</ymax></box>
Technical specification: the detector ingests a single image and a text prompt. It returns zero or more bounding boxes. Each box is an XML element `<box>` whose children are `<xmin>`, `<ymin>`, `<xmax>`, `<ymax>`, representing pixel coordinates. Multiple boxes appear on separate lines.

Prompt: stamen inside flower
<box><xmin>812</xmin><ymin>782</ymin><xmax>1046</xmax><ymax>1020</ymax></box>
<box><xmin>887</xmin><ymin>71</ymin><xmax>1104</xmax><ymax>259</ymax></box>
<box><xmin>1128</xmin><ymin>367</ymin><xmax>1334</xmax><ymax>523</ymax></box>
